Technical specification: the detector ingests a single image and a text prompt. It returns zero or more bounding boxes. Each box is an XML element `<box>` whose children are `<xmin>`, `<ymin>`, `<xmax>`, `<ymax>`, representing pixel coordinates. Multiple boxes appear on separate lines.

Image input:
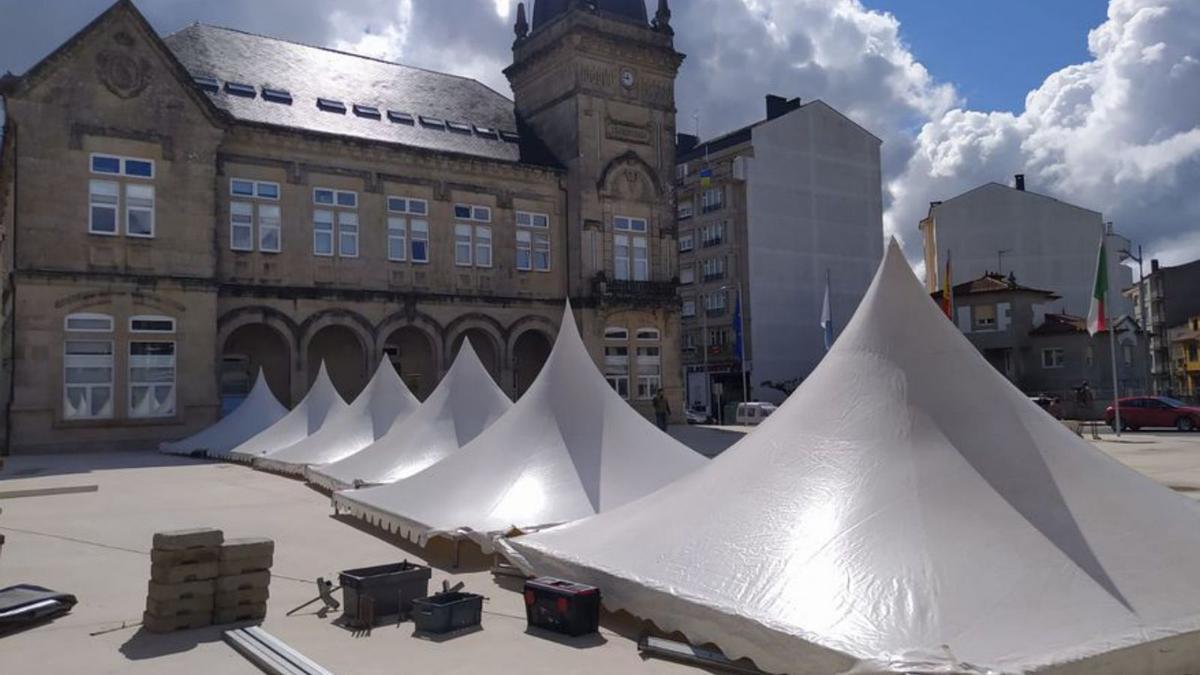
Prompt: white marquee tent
<box><xmin>159</xmin><ymin>370</ymin><xmax>287</xmax><ymax>457</ymax></box>
<box><xmin>220</xmin><ymin>362</ymin><xmax>346</xmax><ymax>462</ymax></box>
<box><xmin>254</xmin><ymin>360</ymin><xmax>420</xmax><ymax>476</ymax></box>
<box><xmin>502</xmin><ymin>242</ymin><xmax>1200</xmax><ymax>675</ymax></box>
<box><xmin>307</xmin><ymin>341</ymin><xmax>511</xmax><ymax>492</ymax></box>
<box><xmin>333</xmin><ymin>304</ymin><xmax>707</xmax><ymax>550</ymax></box>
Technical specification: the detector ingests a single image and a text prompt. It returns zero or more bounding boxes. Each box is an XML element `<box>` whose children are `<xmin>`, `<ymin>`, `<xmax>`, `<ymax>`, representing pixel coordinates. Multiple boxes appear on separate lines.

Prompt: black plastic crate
<box><xmin>524</xmin><ymin>577</ymin><xmax>600</xmax><ymax>637</ymax></box>
<box><xmin>339</xmin><ymin>560</ymin><xmax>431</xmax><ymax>626</ymax></box>
<box><xmin>411</xmin><ymin>591</ymin><xmax>483</xmax><ymax>635</ymax></box>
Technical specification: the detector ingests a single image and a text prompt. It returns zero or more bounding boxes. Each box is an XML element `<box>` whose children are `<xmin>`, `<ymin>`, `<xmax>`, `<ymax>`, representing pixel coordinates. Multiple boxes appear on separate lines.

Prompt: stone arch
<box><xmin>507</xmin><ymin>315</ymin><xmax>558</xmax><ymax>398</ymax></box>
<box><xmin>217</xmin><ymin>306</ymin><xmax>302</xmax><ymax>353</ymax></box>
<box><xmin>597</xmin><ymin>150</ymin><xmax>664</xmax><ymax>201</ymax></box>
<box><xmin>382</xmin><ymin>324</ymin><xmax>439</xmax><ymax>401</ymax></box>
<box><xmin>221</xmin><ymin>322</ymin><xmax>292</xmax><ymax>407</ymax></box>
<box><xmin>445</xmin><ymin>313</ymin><xmax>506</xmax><ymax>378</ymax></box>
<box><xmin>306</xmin><ymin>324</ymin><xmax>369</xmax><ymax>401</ymax></box>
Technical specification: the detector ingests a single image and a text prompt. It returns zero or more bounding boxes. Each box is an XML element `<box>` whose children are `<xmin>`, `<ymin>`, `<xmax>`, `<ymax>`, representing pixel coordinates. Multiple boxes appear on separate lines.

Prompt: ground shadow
<box><xmin>329</xmin><ymin>513</ymin><xmax>494</xmax><ymax>574</ymax></box>
<box><xmin>523</xmin><ymin>625</ymin><xmax>607</xmax><ymax>649</ymax></box>
<box><xmin>118</xmin><ymin>623</ymin><xmax>234</xmax><ymax>661</ymax></box>
<box><xmin>411</xmin><ymin>625</ymin><xmax>484</xmax><ymax>642</ymax></box>
<box><xmin>0</xmin><ymin>451</ymin><xmax>215</xmax><ymax>483</ymax></box>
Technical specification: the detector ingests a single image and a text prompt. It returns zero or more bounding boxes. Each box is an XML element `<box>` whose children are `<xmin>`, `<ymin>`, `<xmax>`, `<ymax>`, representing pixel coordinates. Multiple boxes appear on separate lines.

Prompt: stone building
<box><xmin>932</xmin><ymin>271</ymin><xmax>1148</xmax><ymax>417</ymax></box>
<box><xmin>0</xmin><ymin>0</ymin><xmax>685</xmax><ymax>453</ymax></box>
<box><xmin>674</xmin><ymin>95</ymin><xmax>883</xmax><ymax>411</ymax></box>
<box><xmin>1124</xmin><ymin>259</ymin><xmax>1200</xmax><ymax>395</ymax></box>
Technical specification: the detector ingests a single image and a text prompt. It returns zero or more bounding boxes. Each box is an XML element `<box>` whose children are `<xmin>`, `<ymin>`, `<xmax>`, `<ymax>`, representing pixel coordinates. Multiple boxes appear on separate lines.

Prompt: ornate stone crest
<box><xmin>96</xmin><ymin>49</ymin><xmax>150</xmax><ymax>99</ymax></box>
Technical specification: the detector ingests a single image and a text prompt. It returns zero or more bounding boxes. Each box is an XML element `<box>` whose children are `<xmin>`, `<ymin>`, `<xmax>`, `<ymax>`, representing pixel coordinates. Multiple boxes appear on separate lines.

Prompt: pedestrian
<box><xmin>653</xmin><ymin>389</ymin><xmax>671</xmax><ymax>431</ymax></box>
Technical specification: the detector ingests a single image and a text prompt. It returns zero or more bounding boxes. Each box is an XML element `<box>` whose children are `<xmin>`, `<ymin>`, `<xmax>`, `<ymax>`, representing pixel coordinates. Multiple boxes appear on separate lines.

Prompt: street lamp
<box><xmin>1119</xmin><ymin>243</ymin><xmax>1152</xmax><ymax>394</ymax></box>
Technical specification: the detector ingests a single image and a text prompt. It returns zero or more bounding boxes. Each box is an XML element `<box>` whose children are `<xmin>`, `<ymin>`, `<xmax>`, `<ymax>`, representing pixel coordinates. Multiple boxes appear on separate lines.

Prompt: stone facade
<box><xmin>0</xmin><ymin>0</ymin><xmax>686</xmax><ymax>453</ymax></box>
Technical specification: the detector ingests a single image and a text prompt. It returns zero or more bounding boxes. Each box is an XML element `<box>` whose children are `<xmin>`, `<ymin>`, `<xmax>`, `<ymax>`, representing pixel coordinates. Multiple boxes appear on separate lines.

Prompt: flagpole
<box><xmin>737</xmin><ymin>283</ymin><xmax>748</xmax><ymax>404</ymax></box>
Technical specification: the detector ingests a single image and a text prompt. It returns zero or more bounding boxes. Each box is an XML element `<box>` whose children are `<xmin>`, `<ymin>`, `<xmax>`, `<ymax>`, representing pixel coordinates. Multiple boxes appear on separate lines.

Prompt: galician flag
<box><xmin>820</xmin><ymin>273</ymin><xmax>833</xmax><ymax>351</ymax></box>
<box><xmin>1087</xmin><ymin>237</ymin><xmax>1109</xmax><ymax>336</ymax></box>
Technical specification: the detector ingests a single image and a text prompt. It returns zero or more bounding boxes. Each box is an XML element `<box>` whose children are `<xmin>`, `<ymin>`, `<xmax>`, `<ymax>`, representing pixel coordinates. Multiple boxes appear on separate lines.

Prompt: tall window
<box><xmin>129</xmin><ymin>341</ymin><xmax>176</xmax><ymax>418</ymax></box>
<box><xmin>230</xmin><ymin>178</ymin><xmax>282</xmax><ymax>252</ymax></box>
<box><xmin>678</xmin><ymin>230</ymin><xmax>694</xmax><ymax>252</ymax></box>
<box><xmin>637</xmin><ymin>345</ymin><xmax>662</xmax><ymax>399</ymax></box>
<box><xmin>614</xmin><ymin>216</ymin><xmax>649</xmax><ymax>281</ymax></box>
<box><xmin>313</xmin><ymin>188</ymin><xmax>357</xmax><ymax>257</ymax></box>
<box><xmin>454</xmin><ymin>203</ymin><xmax>493</xmax><ymax>268</ymax></box>
<box><xmin>1042</xmin><ymin>348</ymin><xmax>1065</xmax><ymax>369</ymax></box>
<box><xmin>681</xmin><ymin>298</ymin><xmax>696</xmax><ymax>318</ymax></box>
<box><xmin>411</xmin><ymin>219</ymin><xmax>430</xmax><ymax>263</ymax></box>
<box><xmin>680</xmin><ymin>266</ymin><xmax>695</xmax><ymax>285</ymax></box>
<box><xmin>677</xmin><ymin>199</ymin><xmax>694</xmax><ymax>220</ymax></box>
<box><xmin>89</xmin><ymin>154</ymin><xmax>155</xmax><ymax>238</ymax></box>
<box><xmin>387</xmin><ymin>197</ymin><xmax>428</xmax><ymax>263</ymax></box>
<box><xmin>702</xmin><ymin>186</ymin><xmax>724</xmax><ymax>213</ymax></box>
<box><xmin>63</xmin><ymin>312</ymin><xmax>115</xmax><ymax>420</ymax></box>
<box><xmin>517</xmin><ymin>211</ymin><xmax>551</xmax><ymax>272</ymax></box>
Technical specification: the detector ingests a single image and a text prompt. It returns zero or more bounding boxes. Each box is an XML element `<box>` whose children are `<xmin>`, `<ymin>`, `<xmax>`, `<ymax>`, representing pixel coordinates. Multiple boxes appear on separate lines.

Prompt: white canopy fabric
<box><xmin>307</xmin><ymin>341</ymin><xmax>511</xmax><ymax>492</ymax></box>
<box><xmin>333</xmin><ymin>303</ymin><xmax>707</xmax><ymax>550</ymax></box>
<box><xmin>159</xmin><ymin>370</ymin><xmax>287</xmax><ymax>457</ymax></box>
<box><xmin>222</xmin><ymin>362</ymin><xmax>347</xmax><ymax>462</ymax></box>
<box><xmin>254</xmin><ymin>360</ymin><xmax>420</xmax><ymax>476</ymax></box>
<box><xmin>501</xmin><ymin>241</ymin><xmax>1200</xmax><ymax>675</ymax></box>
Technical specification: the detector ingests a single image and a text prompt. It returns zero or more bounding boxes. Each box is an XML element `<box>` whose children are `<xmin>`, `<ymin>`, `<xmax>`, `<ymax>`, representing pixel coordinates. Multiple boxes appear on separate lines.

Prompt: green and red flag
<box><xmin>1087</xmin><ymin>237</ymin><xmax>1108</xmax><ymax>336</ymax></box>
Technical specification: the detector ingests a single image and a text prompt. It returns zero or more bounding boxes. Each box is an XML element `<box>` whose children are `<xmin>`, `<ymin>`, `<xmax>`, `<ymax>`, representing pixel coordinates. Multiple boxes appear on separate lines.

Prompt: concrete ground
<box><xmin>2</xmin><ymin>425</ymin><xmax>1199</xmax><ymax>673</ymax></box>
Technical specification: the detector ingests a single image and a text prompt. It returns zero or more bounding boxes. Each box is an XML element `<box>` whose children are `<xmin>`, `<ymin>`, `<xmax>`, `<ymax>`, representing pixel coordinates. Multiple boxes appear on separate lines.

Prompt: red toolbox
<box><xmin>523</xmin><ymin>577</ymin><xmax>601</xmax><ymax>637</ymax></box>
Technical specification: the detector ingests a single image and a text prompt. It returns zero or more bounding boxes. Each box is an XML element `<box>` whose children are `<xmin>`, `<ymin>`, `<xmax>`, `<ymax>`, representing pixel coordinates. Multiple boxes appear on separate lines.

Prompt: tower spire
<box><xmin>514</xmin><ymin>2</ymin><xmax>529</xmax><ymax>42</ymax></box>
<box><xmin>653</xmin><ymin>0</ymin><xmax>673</xmax><ymax>35</ymax></box>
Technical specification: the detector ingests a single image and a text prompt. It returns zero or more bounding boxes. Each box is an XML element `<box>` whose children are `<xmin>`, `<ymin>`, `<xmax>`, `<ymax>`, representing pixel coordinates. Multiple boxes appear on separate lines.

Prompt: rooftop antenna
<box><xmin>997</xmin><ymin>249</ymin><xmax>1012</xmax><ymax>275</ymax></box>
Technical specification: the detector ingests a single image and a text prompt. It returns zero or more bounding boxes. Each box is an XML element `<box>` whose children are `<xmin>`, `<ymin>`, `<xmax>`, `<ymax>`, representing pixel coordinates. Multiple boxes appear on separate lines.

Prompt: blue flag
<box><xmin>821</xmin><ymin>274</ymin><xmax>833</xmax><ymax>351</ymax></box>
<box><xmin>732</xmin><ymin>295</ymin><xmax>744</xmax><ymax>362</ymax></box>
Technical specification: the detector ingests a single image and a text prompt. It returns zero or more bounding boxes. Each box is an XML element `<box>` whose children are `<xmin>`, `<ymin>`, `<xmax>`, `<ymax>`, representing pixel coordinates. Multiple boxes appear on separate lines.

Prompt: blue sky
<box><xmin>869</xmin><ymin>0</ymin><xmax>1109</xmax><ymax>112</ymax></box>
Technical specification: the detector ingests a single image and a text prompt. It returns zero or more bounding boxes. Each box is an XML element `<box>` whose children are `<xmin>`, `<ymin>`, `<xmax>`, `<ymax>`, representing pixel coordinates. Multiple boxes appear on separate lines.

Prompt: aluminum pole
<box><xmin>737</xmin><ymin>283</ymin><xmax>748</xmax><ymax>404</ymax></box>
<box><xmin>1108</xmin><ymin>283</ymin><xmax>1123</xmax><ymax>437</ymax></box>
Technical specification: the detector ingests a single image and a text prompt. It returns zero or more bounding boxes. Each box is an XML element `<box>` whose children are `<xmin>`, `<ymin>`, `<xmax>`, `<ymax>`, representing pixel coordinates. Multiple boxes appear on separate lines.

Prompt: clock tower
<box><xmin>506</xmin><ymin>0</ymin><xmax>687</xmax><ymax>418</ymax></box>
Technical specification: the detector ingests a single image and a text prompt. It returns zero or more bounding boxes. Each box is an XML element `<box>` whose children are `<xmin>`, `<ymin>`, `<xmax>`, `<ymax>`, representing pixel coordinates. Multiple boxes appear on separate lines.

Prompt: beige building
<box><xmin>0</xmin><ymin>0</ymin><xmax>686</xmax><ymax>453</ymax></box>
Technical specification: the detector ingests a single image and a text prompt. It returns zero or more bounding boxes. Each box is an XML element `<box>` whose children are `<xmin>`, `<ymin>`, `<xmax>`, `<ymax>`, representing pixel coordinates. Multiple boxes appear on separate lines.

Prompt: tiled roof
<box><xmin>163</xmin><ymin>25</ymin><xmax>559</xmax><ymax>167</ymax></box>
<box><xmin>931</xmin><ymin>273</ymin><xmax>1060</xmax><ymax>300</ymax></box>
<box><xmin>1031</xmin><ymin>313</ymin><xmax>1088</xmax><ymax>336</ymax></box>
<box><xmin>532</xmin><ymin>0</ymin><xmax>648</xmax><ymax>29</ymax></box>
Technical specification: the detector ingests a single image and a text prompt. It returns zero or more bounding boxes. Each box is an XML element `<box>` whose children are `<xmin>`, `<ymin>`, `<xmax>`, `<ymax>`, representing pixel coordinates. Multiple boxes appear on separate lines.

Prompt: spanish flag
<box><xmin>940</xmin><ymin>251</ymin><xmax>954</xmax><ymax>320</ymax></box>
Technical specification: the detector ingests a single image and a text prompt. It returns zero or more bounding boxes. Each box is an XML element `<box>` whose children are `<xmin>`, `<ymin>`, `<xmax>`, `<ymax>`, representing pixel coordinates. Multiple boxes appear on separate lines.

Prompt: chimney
<box><xmin>676</xmin><ymin>133</ymin><xmax>698</xmax><ymax>155</ymax></box>
<box><xmin>1015</xmin><ymin>174</ymin><xmax>1026</xmax><ymax>191</ymax></box>
<box><xmin>1151</xmin><ymin>259</ymin><xmax>1160</xmax><ymax>273</ymax></box>
<box><xmin>765</xmin><ymin>94</ymin><xmax>802</xmax><ymax>120</ymax></box>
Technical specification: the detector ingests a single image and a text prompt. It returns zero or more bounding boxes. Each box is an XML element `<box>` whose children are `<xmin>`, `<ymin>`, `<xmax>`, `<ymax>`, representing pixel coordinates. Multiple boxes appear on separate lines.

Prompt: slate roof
<box><xmin>532</xmin><ymin>0</ymin><xmax>648</xmax><ymax>29</ymax></box>
<box><xmin>930</xmin><ymin>272</ymin><xmax>1061</xmax><ymax>301</ymax></box>
<box><xmin>163</xmin><ymin>24</ymin><xmax>559</xmax><ymax>167</ymax></box>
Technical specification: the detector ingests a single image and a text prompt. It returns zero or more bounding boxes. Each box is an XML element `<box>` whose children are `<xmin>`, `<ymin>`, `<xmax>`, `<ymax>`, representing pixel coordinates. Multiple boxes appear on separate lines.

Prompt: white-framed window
<box><xmin>90</xmin><ymin>153</ymin><xmax>154</xmax><ymax>178</ymax></box>
<box><xmin>677</xmin><ymin>200</ymin><xmax>693</xmax><ymax>220</ymax></box>
<box><xmin>681</xmin><ymin>299</ymin><xmax>696</xmax><ymax>318</ymax></box>
<box><xmin>614</xmin><ymin>234</ymin><xmax>630</xmax><ymax>281</ymax></box>
<box><xmin>454</xmin><ymin>204</ymin><xmax>492</xmax><ymax>222</ymax></box>
<box><xmin>604</xmin><ymin>327</ymin><xmax>629</xmax><ymax>341</ymax></box>
<box><xmin>517</xmin><ymin>211</ymin><xmax>551</xmax><ymax>272</ymax></box>
<box><xmin>614</xmin><ymin>216</ymin><xmax>648</xmax><ymax>233</ymax></box>
<box><xmin>604</xmin><ymin>345</ymin><xmax>630</xmax><ymax>400</ymax></box>
<box><xmin>125</xmin><ymin>184</ymin><xmax>155</xmax><ymax>237</ymax></box>
<box><xmin>676</xmin><ymin>162</ymin><xmax>689</xmax><ymax>180</ymax></box>
<box><xmin>230</xmin><ymin>178</ymin><xmax>280</xmax><ymax>200</ymax></box>
<box><xmin>637</xmin><ymin>328</ymin><xmax>661</xmax><ymax>341</ymax></box>
<box><xmin>387</xmin><ymin>217</ymin><xmax>408</xmax><ymax>262</ymax></box>
<box><xmin>64</xmin><ymin>340</ymin><xmax>114</xmax><ymax>420</ymax></box>
<box><xmin>702</xmin><ymin>257</ymin><xmax>726</xmax><ymax>281</ymax></box>
<box><xmin>475</xmin><ymin>226</ymin><xmax>493</xmax><ymax>268</ymax></box>
<box><xmin>338</xmin><ymin>212</ymin><xmax>359</xmax><ymax>257</ymax></box>
<box><xmin>65</xmin><ymin>313</ymin><xmax>114</xmax><ymax>332</ymax></box>
<box><xmin>678</xmin><ymin>230</ymin><xmax>694</xmax><ymax>252</ymax></box>
<box><xmin>259</xmin><ymin>205</ymin><xmax>281</xmax><ymax>252</ymax></box>
<box><xmin>705</xmin><ymin>290</ymin><xmax>728</xmax><ymax>312</ymax></box>
<box><xmin>455</xmin><ymin>224</ymin><xmax>473</xmax><ymax>266</ymax></box>
<box><xmin>314</xmin><ymin>188</ymin><xmax>357</xmax><ymax>208</ymax></box>
<box><xmin>701</xmin><ymin>221</ymin><xmax>726</xmax><ymax>247</ymax></box>
<box><xmin>313</xmin><ymin>209</ymin><xmax>334</xmax><ymax>256</ymax></box>
<box><xmin>1042</xmin><ymin>348</ymin><xmax>1065</xmax><ymax>369</ymax></box>
<box><xmin>231</xmin><ymin>202</ymin><xmax>254</xmax><ymax>251</ymax></box>
<box><xmin>975</xmin><ymin>304</ymin><xmax>997</xmax><ymax>329</ymax></box>
<box><xmin>411</xmin><ymin>219</ymin><xmax>430</xmax><ymax>263</ymax></box>
<box><xmin>89</xmin><ymin>180</ymin><xmax>119</xmax><ymax>235</ymax></box>
<box><xmin>516</xmin><ymin>230</ymin><xmax>533</xmax><ymax>271</ymax></box>
<box><xmin>636</xmin><ymin>345</ymin><xmax>662</xmax><ymax>399</ymax></box>
<box><xmin>702</xmin><ymin>187</ymin><xmax>724</xmax><ymax>213</ymax></box>
<box><xmin>633</xmin><ymin>237</ymin><xmax>649</xmax><ymax>281</ymax></box>
<box><xmin>129</xmin><ymin>341</ymin><xmax>176</xmax><ymax>419</ymax></box>
<box><xmin>129</xmin><ymin>315</ymin><xmax>176</xmax><ymax>333</ymax></box>
<box><xmin>680</xmin><ymin>266</ymin><xmax>695</xmax><ymax>285</ymax></box>
<box><xmin>387</xmin><ymin>197</ymin><xmax>428</xmax><ymax>263</ymax></box>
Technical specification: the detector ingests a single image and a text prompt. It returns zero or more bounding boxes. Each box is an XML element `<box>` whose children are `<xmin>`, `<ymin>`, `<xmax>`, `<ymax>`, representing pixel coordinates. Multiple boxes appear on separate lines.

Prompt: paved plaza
<box><xmin>1</xmin><ymin>426</ymin><xmax>1199</xmax><ymax>673</ymax></box>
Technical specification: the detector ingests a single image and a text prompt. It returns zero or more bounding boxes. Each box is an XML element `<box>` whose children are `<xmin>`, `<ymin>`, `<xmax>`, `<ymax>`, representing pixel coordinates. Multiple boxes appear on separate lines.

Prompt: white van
<box><xmin>736</xmin><ymin>402</ymin><xmax>778</xmax><ymax>426</ymax></box>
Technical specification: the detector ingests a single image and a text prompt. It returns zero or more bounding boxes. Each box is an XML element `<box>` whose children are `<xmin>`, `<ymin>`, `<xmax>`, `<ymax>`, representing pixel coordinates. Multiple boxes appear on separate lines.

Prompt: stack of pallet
<box><xmin>144</xmin><ymin>528</ymin><xmax>222</xmax><ymax>633</ymax></box>
<box><xmin>215</xmin><ymin>537</ymin><xmax>274</xmax><ymax>624</ymax></box>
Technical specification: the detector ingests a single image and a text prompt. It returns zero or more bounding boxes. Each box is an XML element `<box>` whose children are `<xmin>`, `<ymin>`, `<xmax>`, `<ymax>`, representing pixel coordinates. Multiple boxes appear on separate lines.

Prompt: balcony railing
<box><xmin>592</xmin><ymin>274</ymin><xmax>679</xmax><ymax>306</ymax></box>
<box><xmin>701</xmin><ymin>237</ymin><xmax>725</xmax><ymax>248</ymax></box>
<box><xmin>706</xmin><ymin>307</ymin><xmax>727</xmax><ymax>318</ymax></box>
<box><xmin>702</xmin><ymin>272</ymin><xmax>726</xmax><ymax>283</ymax></box>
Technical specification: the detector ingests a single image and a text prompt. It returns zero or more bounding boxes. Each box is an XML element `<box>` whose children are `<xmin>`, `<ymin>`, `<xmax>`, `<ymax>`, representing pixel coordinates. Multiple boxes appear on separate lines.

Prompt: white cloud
<box><xmin>888</xmin><ymin>0</ymin><xmax>1200</xmax><ymax>266</ymax></box>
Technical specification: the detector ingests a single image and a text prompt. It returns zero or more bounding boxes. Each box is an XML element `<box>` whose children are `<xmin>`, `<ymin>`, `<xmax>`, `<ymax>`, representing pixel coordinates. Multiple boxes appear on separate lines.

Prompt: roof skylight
<box><xmin>419</xmin><ymin>116</ymin><xmax>446</xmax><ymax>130</ymax></box>
<box><xmin>387</xmin><ymin>111</ymin><xmax>415</xmax><ymax>125</ymax></box>
<box><xmin>262</xmin><ymin>88</ymin><xmax>293</xmax><ymax>104</ymax></box>
<box><xmin>225</xmin><ymin>82</ymin><xmax>257</xmax><ymax>98</ymax></box>
<box><xmin>193</xmin><ymin>76</ymin><xmax>219</xmax><ymax>93</ymax></box>
<box><xmin>446</xmin><ymin>121</ymin><xmax>472</xmax><ymax>134</ymax></box>
<box><xmin>317</xmin><ymin>98</ymin><xmax>347</xmax><ymax>114</ymax></box>
<box><xmin>353</xmin><ymin>104</ymin><xmax>382</xmax><ymax>119</ymax></box>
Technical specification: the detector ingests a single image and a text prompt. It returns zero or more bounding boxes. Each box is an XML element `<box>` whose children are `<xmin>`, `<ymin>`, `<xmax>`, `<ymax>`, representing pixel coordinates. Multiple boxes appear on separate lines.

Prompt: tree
<box><xmin>761</xmin><ymin>378</ymin><xmax>803</xmax><ymax>397</ymax></box>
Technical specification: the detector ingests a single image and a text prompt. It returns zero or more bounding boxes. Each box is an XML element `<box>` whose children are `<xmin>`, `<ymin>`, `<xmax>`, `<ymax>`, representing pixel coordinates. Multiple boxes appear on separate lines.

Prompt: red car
<box><xmin>1106</xmin><ymin>397</ymin><xmax>1200</xmax><ymax>432</ymax></box>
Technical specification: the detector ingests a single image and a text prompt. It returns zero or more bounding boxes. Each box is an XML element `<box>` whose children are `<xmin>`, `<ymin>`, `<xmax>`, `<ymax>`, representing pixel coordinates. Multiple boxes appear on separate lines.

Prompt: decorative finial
<box><xmin>653</xmin><ymin>0</ymin><xmax>673</xmax><ymax>35</ymax></box>
<box><xmin>514</xmin><ymin>2</ymin><xmax>529</xmax><ymax>41</ymax></box>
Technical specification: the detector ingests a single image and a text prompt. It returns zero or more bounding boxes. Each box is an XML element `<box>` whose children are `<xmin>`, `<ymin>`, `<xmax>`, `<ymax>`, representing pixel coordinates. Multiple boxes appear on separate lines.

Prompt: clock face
<box><xmin>621</xmin><ymin>69</ymin><xmax>635</xmax><ymax>89</ymax></box>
